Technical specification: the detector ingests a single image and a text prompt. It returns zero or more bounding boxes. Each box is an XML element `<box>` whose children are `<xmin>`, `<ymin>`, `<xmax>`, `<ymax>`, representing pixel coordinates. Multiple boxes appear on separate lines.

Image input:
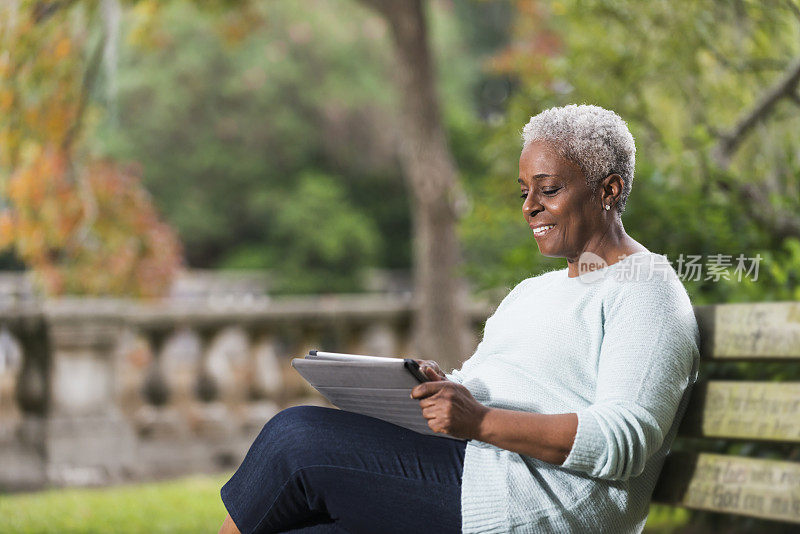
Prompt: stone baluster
<box><xmin>195</xmin><ymin>327</ymin><xmax>220</xmax><ymax>403</ymax></box>
<box><xmin>247</xmin><ymin>329</ymin><xmax>282</xmax><ymax>400</ymax></box>
<box><xmin>0</xmin><ymin>293</ymin><xmax>460</xmax><ymax>489</ymax></box>
<box><xmin>395</xmin><ymin>320</ymin><xmax>414</xmax><ymax>359</ymax></box>
<box><xmin>239</xmin><ymin>327</ymin><xmax>280</xmax><ymax>438</ymax></box>
<box><xmin>318</xmin><ymin>323</ymin><xmax>345</xmax><ymax>354</ymax></box>
<box><xmin>271</xmin><ymin>326</ymin><xmax>305</xmax><ymax>401</ymax></box>
<box><xmin>115</xmin><ymin>326</ymin><xmax>152</xmax><ymax>417</ymax></box>
<box><xmin>141</xmin><ymin>328</ymin><xmax>171</xmax><ymax>407</ymax></box>
<box><xmin>0</xmin><ymin>325</ymin><xmax>23</xmax><ymax>429</ymax></box>
<box><xmin>1</xmin><ymin>317</ymin><xmax>48</xmax><ymax>491</ymax></box>
<box><xmin>42</xmin><ymin>300</ymin><xmax>137</xmax><ymax>487</ymax></box>
<box><xmin>360</xmin><ymin>320</ymin><xmax>400</xmax><ymax>357</ymax></box>
<box><xmin>135</xmin><ymin>325</ymin><xmax>195</xmax><ymax>458</ymax></box>
<box><xmin>189</xmin><ymin>326</ymin><xmax>239</xmax><ymax>445</ymax></box>
<box><xmin>340</xmin><ymin>323</ymin><xmax>364</xmax><ymax>355</ymax></box>
<box><xmin>13</xmin><ymin>320</ymin><xmax>48</xmax><ymax>417</ymax></box>
<box><xmin>205</xmin><ymin>326</ymin><xmax>251</xmax><ymax>406</ymax></box>
<box><xmin>286</xmin><ymin>326</ymin><xmax>322</xmax><ymax>402</ymax></box>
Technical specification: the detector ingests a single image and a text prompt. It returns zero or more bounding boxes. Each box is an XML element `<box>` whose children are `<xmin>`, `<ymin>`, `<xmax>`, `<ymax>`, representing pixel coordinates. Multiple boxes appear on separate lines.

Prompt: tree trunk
<box><xmin>358</xmin><ymin>0</ymin><xmax>468</xmax><ymax>370</ymax></box>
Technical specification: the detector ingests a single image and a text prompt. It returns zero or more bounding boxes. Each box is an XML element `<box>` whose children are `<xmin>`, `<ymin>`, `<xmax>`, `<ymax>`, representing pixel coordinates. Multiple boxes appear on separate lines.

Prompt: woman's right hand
<box><xmin>414</xmin><ymin>359</ymin><xmax>448</xmax><ymax>382</ymax></box>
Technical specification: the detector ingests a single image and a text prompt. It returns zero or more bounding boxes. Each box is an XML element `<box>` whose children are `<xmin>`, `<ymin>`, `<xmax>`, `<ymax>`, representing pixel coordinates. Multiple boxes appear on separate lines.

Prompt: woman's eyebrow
<box><xmin>518</xmin><ymin>174</ymin><xmax>559</xmax><ymax>183</ymax></box>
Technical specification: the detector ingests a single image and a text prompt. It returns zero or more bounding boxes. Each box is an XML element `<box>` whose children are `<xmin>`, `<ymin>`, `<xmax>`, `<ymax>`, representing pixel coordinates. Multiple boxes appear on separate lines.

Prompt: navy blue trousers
<box><xmin>221</xmin><ymin>406</ymin><xmax>466</xmax><ymax>534</ymax></box>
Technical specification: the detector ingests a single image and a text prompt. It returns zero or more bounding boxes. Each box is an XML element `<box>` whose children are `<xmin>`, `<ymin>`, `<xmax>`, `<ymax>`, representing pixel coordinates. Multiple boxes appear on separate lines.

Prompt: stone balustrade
<box><xmin>0</xmin><ymin>295</ymin><xmax>491</xmax><ymax>492</ymax></box>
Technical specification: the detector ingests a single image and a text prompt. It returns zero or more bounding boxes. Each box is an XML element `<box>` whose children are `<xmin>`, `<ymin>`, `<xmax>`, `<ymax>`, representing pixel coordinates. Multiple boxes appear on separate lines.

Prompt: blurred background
<box><xmin>1</xmin><ymin>0</ymin><xmax>799</xmax><ymax>532</ymax></box>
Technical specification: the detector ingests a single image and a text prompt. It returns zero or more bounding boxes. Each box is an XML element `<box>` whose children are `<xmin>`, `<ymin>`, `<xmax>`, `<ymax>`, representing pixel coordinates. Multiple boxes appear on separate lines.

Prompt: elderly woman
<box><xmin>218</xmin><ymin>104</ymin><xmax>700</xmax><ymax>534</ymax></box>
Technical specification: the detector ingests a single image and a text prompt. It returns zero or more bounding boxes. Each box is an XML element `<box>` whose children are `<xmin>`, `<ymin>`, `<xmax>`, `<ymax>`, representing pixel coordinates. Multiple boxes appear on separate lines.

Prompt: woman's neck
<box><xmin>564</xmin><ymin>222</ymin><xmax>648</xmax><ymax>278</ymax></box>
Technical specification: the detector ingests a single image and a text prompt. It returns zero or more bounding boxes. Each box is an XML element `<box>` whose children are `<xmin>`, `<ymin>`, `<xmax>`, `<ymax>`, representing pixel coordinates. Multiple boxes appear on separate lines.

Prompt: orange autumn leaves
<box><xmin>2</xmin><ymin>148</ymin><xmax>181</xmax><ymax>297</ymax></box>
<box><xmin>0</xmin><ymin>1</ymin><xmax>182</xmax><ymax>298</ymax></box>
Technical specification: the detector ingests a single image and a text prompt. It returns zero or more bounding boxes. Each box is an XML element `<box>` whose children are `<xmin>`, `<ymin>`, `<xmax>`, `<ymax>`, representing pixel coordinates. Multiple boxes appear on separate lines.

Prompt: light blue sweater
<box><xmin>447</xmin><ymin>252</ymin><xmax>700</xmax><ymax>533</ymax></box>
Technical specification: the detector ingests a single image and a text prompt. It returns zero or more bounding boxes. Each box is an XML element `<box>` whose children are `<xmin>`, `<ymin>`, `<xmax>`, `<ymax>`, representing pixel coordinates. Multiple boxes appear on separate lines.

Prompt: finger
<box><xmin>411</xmin><ymin>381</ymin><xmax>448</xmax><ymax>399</ymax></box>
<box><xmin>426</xmin><ymin>418</ymin><xmax>441</xmax><ymax>432</ymax></box>
<box><xmin>428</xmin><ymin>420</ymin><xmax>447</xmax><ymax>434</ymax></box>
<box><xmin>422</xmin><ymin>366</ymin><xmax>443</xmax><ymax>382</ymax></box>
<box><xmin>410</xmin><ymin>383</ymin><xmax>428</xmax><ymax>399</ymax></box>
<box><xmin>418</xmin><ymin>397</ymin><xmax>436</xmax><ymax>409</ymax></box>
<box><xmin>419</xmin><ymin>360</ymin><xmax>443</xmax><ymax>373</ymax></box>
<box><xmin>421</xmin><ymin>406</ymin><xmax>437</xmax><ymax>418</ymax></box>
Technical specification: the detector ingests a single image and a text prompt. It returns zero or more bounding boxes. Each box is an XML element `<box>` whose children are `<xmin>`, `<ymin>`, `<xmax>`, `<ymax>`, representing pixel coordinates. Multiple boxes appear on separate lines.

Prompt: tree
<box><xmin>95</xmin><ymin>0</ymin><xmax>412</xmax><ymax>281</ymax></box>
<box><xmin>461</xmin><ymin>0</ymin><xmax>800</xmax><ymax>304</ymax></box>
<box><xmin>0</xmin><ymin>0</ymin><xmax>182</xmax><ymax>297</ymax></box>
<box><xmin>267</xmin><ymin>172</ymin><xmax>381</xmax><ymax>294</ymax></box>
<box><xmin>357</xmin><ymin>0</ymin><xmax>469</xmax><ymax>369</ymax></box>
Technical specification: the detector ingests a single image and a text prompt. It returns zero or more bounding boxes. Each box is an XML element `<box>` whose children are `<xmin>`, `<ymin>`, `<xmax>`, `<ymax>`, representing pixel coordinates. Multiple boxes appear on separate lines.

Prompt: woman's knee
<box><xmin>262</xmin><ymin>405</ymin><xmax>330</xmax><ymax>437</ymax></box>
<box><xmin>256</xmin><ymin>406</ymin><xmax>334</xmax><ymax>466</ymax></box>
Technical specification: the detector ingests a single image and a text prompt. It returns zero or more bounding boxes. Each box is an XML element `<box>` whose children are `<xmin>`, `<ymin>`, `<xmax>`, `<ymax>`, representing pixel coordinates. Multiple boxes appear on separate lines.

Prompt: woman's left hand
<box><xmin>411</xmin><ymin>381</ymin><xmax>489</xmax><ymax>440</ymax></box>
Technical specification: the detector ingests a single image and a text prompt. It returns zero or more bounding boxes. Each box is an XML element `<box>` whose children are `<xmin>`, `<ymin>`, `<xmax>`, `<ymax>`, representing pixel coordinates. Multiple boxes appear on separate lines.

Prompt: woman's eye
<box><xmin>520</xmin><ymin>188</ymin><xmax>560</xmax><ymax>199</ymax></box>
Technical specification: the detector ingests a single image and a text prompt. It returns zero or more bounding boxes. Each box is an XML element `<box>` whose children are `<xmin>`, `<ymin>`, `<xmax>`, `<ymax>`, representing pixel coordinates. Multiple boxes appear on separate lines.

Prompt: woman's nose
<box><xmin>523</xmin><ymin>192</ymin><xmax>543</xmax><ymax>215</ymax></box>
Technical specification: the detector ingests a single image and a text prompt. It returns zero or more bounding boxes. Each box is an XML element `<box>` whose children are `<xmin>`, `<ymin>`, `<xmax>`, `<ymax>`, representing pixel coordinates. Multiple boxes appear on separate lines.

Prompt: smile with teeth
<box><xmin>532</xmin><ymin>224</ymin><xmax>555</xmax><ymax>237</ymax></box>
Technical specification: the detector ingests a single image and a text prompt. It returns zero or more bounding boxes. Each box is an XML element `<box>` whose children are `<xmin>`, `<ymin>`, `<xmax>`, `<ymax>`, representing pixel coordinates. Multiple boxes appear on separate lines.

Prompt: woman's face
<box><xmin>518</xmin><ymin>141</ymin><xmax>603</xmax><ymax>261</ymax></box>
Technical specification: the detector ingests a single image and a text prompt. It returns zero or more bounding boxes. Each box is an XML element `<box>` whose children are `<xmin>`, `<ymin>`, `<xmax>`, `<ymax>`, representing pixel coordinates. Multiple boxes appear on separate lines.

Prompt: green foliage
<box><xmin>459</xmin><ymin>0</ymin><xmax>800</xmax><ymax>304</ymax></box>
<box><xmin>93</xmin><ymin>0</ymin><xmax>405</xmax><ymax>271</ymax></box>
<box><xmin>710</xmin><ymin>237</ymin><xmax>800</xmax><ymax>304</ymax></box>
<box><xmin>243</xmin><ymin>171</ymin><xmax>381</xmax><ymax>294</ymax></box>
<box><xmin>83</xmin><ymin>0</ymin><xmax>515</xmax><ymax>295</ymax></box>
<box><xmin>643</xmin><ymin>505</ymin><xmax>691</xmax><ymax>534</ymax></box>
<box><xmin>88</xmin><ymin>0</ymin><xmax>505</xmax><ymax>294</ymax></box>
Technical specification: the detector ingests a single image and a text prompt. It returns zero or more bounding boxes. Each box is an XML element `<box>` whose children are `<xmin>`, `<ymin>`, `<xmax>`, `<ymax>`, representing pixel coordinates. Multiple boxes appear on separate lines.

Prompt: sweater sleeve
<box><xmin>560</xmin><ymin>276</ymin><xmax>699</xmax><ymax>481</ymax></box>
<box><xmin>445</xmin><ymin>369</ymin><xmax>465</xmax><ymax>384</ymax></box>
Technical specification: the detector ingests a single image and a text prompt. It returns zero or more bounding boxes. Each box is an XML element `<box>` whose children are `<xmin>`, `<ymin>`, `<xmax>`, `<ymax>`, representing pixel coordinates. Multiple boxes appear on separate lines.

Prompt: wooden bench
<box><xmin>651</xmin><ymin>302</ymin><xmax>800</xmax><ymax>526</ymax></box>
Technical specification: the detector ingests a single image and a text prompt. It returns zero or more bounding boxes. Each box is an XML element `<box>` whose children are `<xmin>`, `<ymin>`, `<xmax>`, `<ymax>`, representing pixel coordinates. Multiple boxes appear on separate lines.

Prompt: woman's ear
<box><xmin>601</xmin><ymin>174</ymin><xmax>624</xmax><ymax>208</ymax></box>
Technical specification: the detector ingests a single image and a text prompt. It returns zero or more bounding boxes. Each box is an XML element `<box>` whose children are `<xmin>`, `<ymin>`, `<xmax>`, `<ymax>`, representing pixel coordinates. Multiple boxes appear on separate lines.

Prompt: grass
<box><xmin>0</xmin><ymin>474</ymin><xmax>691</xmax><ymax>533</ymax></box>
<box><xmin>0</xmin><ymin>472</ymin><xmax>233</xmax><ymax>534</ymax></box>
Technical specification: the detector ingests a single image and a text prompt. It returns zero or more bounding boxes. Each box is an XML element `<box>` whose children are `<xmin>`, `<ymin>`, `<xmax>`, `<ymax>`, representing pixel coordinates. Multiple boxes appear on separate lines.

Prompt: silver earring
<box><xmin>604</xmin><ymin>205</ymin><xmax>610</xmax><ymax>211</ymax></box>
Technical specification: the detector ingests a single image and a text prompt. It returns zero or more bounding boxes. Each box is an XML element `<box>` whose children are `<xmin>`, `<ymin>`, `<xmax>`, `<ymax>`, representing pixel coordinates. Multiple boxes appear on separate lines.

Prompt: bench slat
<box><xmin>678</xmin><ymin>381</ymin><xmax>800</xmax><ymax>442</ymax></box>
<box><xmin>695</xmin><ymin>302</ymin><xmax>800</xmax><ymax>360</ymax></box>
<box><xmin>652</xmin><ymin>452</ymin><xmax>800</xmax><ymax>523</ymax></box>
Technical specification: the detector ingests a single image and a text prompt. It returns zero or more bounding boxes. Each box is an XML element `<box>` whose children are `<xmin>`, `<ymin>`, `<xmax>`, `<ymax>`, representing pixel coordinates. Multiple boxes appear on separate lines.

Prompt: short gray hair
<box><xmin>521</xmin><ymin>104</ymin><xmax>635</xmax><ymax>214</ymax></box>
